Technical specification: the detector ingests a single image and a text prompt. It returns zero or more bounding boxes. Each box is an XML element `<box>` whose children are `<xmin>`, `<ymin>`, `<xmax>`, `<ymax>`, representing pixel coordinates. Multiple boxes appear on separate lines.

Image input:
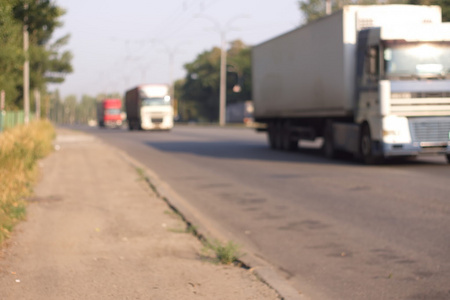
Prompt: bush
<box><xmin>0</xmin><ymin>120</ymin><xmax>55</xmax><ymax>244</ymax></box>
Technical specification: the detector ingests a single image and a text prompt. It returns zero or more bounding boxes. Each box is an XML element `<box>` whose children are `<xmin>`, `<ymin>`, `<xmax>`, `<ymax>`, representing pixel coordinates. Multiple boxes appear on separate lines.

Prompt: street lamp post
<box><xmin>195</xmin><ymin>14</ymin><xmax>246</xmax><ymax>126</ymax></box>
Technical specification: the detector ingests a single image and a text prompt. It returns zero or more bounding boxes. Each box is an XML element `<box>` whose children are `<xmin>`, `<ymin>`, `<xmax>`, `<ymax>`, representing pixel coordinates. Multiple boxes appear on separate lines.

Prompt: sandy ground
<box><xmin>0</xmin><ymin>129</ymin><xmax>280</xmax><ymax>300</ymax></box>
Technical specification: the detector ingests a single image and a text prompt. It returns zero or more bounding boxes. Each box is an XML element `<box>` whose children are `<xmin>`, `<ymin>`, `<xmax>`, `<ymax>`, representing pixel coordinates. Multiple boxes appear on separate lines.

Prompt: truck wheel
<box><xmin>323</xmin><ymin>120</ymin><xmax>336</xmax><ymax>158</ymax></box>
<box><xmin>267</xmin><ymin>122</ymin><xmax>277</xmax><ymax>149</ymax></box>
<box><xmin>360</xmin><ymin>124</ymin><xmax>382</xmax><ymax>164</ymax></box>
<box><xmin>283</xmin><ymin>137</ymin><xmax>298</xmax><ymax>151</ymax></box>
<box><xmin>281</xmin><ymin>121</ymin><xmax>298</xmax><ymax>151</ymax></box>
<box><xmin>274</xmin><ymin>121</ymin><xmax>283</xmax><ymax>150</ymax></box>
<box><xmin>446</xmin><ymin>154</ymin><xmax>450</xmax><ymax>164</ymax></box>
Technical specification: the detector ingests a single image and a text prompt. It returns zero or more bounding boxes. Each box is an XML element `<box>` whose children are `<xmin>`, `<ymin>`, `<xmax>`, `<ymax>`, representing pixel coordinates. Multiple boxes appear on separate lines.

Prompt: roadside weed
<box><xmin>203</xmin><ymin>239</ymin><xmax>241</xmax><ymax>265</ymax></box>
<box><xmin>135</xmin><ymin>167</ymin><xmax>145</xmax><ymax>179</ymax></box>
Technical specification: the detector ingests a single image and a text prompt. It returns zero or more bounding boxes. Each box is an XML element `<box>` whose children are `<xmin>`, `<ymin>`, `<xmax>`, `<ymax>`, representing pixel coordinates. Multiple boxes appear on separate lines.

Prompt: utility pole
<box><xmin>219</xmin><ymin>31</ymin><xmax>226</xmax><ymax>126</ymax></box>
<box><xmin>326</xmin><ymin>0</ymin><xmax>332</xmax><ymax>15</ymax></box>
<box><xmin>23</xmin><ymin>3</ymin><xmax>30</xmax><ymax>124</ymax></box>
<box><xmin>195</xmin><ymin>14</ymin><xmax>247</xmax><ymax>126</ymax></box>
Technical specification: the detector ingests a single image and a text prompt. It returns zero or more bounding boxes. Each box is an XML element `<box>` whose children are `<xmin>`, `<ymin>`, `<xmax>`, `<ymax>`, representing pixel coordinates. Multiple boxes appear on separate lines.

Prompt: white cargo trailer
<box><xmin>252</xmin><ymin>5</ymin><xmax>450</xmax><ymax>163</ymax></box>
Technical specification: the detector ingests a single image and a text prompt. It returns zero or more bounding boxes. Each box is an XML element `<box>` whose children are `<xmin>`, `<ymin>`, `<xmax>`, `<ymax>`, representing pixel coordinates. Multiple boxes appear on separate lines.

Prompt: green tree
<box><xmin>48</xmin><ymin>89</ymin><xmax>63</xmax><ymax>123</ymax></box>
<box><xmin>49</xmin><ymin>92</ymin><xmax>126</xmax><ymax>125</ymax></box>
<box><xmin>178</xmin><ymin>40</ymin><xmax>252</xmax><ymax>122</ymax></box>
<box><xmin>77</xmin><ymin>95</ymin><xmax>97</xmax><ymax>124</ymax></box>
<box><xmin>299</xmin><ymin>0</ymin><xmax>329</xmax><ymax>22</ymax></box>
<box><xmin>175</xmin><ymin>78</ymin><xmax>200</xmax><ymax>122</ymax></box>
<box><xmin>409</xmin><ymin>0</ymin><xmax>450</xmax><ymax>21</ymax></box>
<box><xmin>96</xmin><ymin>92</ymin><xmax>122</xmax><ymax>102</ymax></box>
<box><xmin>442</xmin><ymin>0</ymin><xmax>450</xmax><ymax>20</ymax></box>
<box><xmin>62</xmin><ymin>94</ymin><xmax>76</xmax><ymax>124</ymax></box>
<box><xmin>0</xmin><ymin>0</ymin><xmax>23</xmax><ymax>109</ymax></box>
<box><xmin>4</xmin><ymin>0</ymin><xmax>73</xmax><ymax>109</ymax></box>
<box><xmin>182</xmin><ymin>47</ymin><xmax>221</xmax><ymax>122</ymax></box>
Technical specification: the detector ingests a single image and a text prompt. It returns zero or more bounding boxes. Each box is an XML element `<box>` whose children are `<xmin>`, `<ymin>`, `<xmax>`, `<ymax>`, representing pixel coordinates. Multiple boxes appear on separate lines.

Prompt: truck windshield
<box><xmin>105</xmin><ymin>109</ymin><xmax>121</xmax><ymax>115</ymax></box>
<box><xmin>141</xmin><ymin>97</ymin><xmax>171</xmax><ymax>106</ymax></box>
<box><xmin>383</xmin><ymin>42</ymin><xmax>450</xmax><ymax>79</ymax></box>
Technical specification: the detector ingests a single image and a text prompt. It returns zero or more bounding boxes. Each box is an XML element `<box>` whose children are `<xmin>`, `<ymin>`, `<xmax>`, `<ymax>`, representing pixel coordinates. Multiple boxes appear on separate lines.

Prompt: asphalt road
<box><xmin>69</xmin><ymin>124</ymin><xmax>450</xmax><ymax>300</ymax></box>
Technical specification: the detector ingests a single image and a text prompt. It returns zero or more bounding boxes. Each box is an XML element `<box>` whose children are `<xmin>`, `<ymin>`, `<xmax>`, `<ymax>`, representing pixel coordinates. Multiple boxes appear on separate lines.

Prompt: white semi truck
<box><xmin>125</xmin><ymin>84</ymin><xmax>174</xmax><ymax>131</ymax></box>
<box><xmin>252</xmin><ymin>5</ymin><xmax>450</xmax><ymax>163</ymax></box>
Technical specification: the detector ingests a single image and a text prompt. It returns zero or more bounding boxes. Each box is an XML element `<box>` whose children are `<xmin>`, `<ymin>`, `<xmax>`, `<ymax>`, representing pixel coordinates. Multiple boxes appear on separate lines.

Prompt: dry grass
<box><xmin>0</xmin><ymin>120</ymin><xmax>55</xmax><ymax>244</ymax></box>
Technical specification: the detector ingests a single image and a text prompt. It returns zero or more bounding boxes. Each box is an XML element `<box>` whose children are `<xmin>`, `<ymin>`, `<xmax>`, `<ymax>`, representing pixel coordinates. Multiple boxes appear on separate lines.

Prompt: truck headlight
<box><xmin>382</xmin><ymin>116</ymin><xmax>411</xmax><ymax>144</ymax></box>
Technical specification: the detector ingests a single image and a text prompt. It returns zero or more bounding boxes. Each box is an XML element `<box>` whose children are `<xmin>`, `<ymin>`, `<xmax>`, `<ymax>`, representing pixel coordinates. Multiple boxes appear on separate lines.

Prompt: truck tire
<box><xmin>360</xmin><ymin>124</ymin><xmax>382</xmax><ymax>164</ymax></box>
<box><xmin>274</xmin><ymin>121</ymin><xmax>283</xmax><ymax>150</ymax></box>
<box><xmin>267</xmin><ymin>122</ymin><xmax>277</xmax><ymax>149</ymax></box>
<box><xmin>281</xmin><ymin>121</ymin><xmax>298</xmax><ymax>151</ymax></box>
<box><xmin>446</xmin><ymin>154</ymin><xmax>450</xmax><ymax>164</ymax></box>
<box><xmin>323</xmin><ymin>120</ymin><xmax>336</xmax><ymax>158</ymax></box>
<box><xmin>283</xmin><ymin>136</ymin><xmax>298</xmax><ymax>151</ymax></box>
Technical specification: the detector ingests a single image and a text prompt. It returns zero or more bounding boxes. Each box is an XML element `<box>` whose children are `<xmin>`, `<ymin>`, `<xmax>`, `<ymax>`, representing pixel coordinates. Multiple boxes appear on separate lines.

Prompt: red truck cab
<box><xmin>97</xmin><ymin>98</ymin><xmax>123</xmax><ymax>128</ymax></box>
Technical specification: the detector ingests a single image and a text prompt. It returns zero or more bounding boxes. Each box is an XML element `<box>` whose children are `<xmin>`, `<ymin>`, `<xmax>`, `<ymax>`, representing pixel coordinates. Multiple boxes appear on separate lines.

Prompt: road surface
<box><xmin>69</xmin><ymin>124</ymin><xmax>450</xmax><ymax>300</ymax></box>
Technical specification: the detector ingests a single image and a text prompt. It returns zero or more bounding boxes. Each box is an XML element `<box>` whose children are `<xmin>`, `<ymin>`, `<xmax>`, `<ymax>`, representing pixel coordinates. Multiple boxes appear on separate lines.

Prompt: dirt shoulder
<box><xmin>0</xmin><ymin>129</ymin><xmax>280</xmax><ymax>300</ymax></box>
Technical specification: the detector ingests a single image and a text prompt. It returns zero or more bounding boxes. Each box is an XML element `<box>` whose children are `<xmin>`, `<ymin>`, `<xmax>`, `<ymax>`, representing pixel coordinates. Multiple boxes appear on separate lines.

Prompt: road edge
<box><xmin>112</xmin><ymin>145</ymin><xmax>307</xmax><ymax>300</ymax></box>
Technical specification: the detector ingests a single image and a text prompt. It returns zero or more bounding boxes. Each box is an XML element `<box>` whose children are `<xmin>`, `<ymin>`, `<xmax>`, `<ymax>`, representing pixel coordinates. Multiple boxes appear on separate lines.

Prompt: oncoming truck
<box><xmin>252</xmin><ymin>5</ymin><xmax>450</xmax><ymax>163</ymax></box>
<box><xmin>125</xmin><ymin>84</ymin><xmax>174</xmax><ymax>131</ymax></box>
<box><xmin>97</xmin><ymin>98</ymin><xmax>123</xmax><ymax>128</ymax></box>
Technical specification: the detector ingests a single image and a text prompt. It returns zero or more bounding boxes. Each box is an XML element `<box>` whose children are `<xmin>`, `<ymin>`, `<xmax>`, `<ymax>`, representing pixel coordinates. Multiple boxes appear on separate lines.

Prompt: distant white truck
<box><xmin>252</xmin><ymin>5</ymin><xmax>450</xmax><ymax>163</ymax></box>
<box><xmin>125</xmin><ymin>84</ymin><xmax>174</xmax><ymax>131</ymax></box>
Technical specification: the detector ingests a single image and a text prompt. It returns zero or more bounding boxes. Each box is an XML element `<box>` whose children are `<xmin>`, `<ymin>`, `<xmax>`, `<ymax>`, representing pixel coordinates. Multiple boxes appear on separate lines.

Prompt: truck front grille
<box><xmin>409</xmin><ymin>117</ymin><xmax>450</xmax><ymax>143</ymax></box>
<box><xmin>390</xmin><ymin>97</ymin><xmax>450</xmax><ymax>116</ymax></box>
<box><xmin>391</xmin><ymin>92</ymin><xmax>450</xmax><ymax>98</ymax></box>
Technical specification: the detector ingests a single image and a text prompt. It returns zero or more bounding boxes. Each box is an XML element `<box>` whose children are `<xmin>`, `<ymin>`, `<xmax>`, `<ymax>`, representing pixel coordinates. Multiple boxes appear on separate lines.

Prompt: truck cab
<box><xmin>355</xmin><ymin>24</ymin><xmax>450</xmax><ymax>163</ymax></box>
<box><xmin>125</xmin><ymin>84</ymin><xmax>174</xmax><ymax>131</ymax></box>
<box><xmin>97</xmin><ymin>98</ymin><xmax>123</xmax><ymax>128</ymax></box>
<box><xmin>253</xmin><ymin>5</ymin><xmax>450</xmax><ymax>164</ymax></box>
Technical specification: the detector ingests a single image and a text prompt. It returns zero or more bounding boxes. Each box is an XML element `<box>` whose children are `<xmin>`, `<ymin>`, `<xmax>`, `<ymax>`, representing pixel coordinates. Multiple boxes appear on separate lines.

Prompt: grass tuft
<box><xmin>0</xmin><ymin>120</ymin><xmax>55</xmax><ymax>245</ymax></box>
<box><xmin>203</xmin><ymin>239</ymin><xmax>242</xmax><ymax>265</ymax></box>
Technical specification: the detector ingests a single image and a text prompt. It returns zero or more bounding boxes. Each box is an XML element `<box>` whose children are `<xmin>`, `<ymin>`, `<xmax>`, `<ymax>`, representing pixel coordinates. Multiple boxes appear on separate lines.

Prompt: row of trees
<box><xmin>0</xmin><ymin>0</ymin><xmax>72</xmax><ymax>112</ymax></box>
<box><xmin>48</xmin><ymin>92</ymin><xmax>122</xmax><ymax>125</ymax></box>
<box><xmin>300</xmin><ymin>0</ymin><xmax>450</xmax><ymax>22</ymax></box>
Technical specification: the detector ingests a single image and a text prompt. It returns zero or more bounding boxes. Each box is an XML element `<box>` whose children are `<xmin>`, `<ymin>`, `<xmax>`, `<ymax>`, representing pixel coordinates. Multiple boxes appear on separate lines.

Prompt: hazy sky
<box><xmin>50</xmin><ymin>0</ymin><xmax>304</xmax><ymax>99</ymax></box>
